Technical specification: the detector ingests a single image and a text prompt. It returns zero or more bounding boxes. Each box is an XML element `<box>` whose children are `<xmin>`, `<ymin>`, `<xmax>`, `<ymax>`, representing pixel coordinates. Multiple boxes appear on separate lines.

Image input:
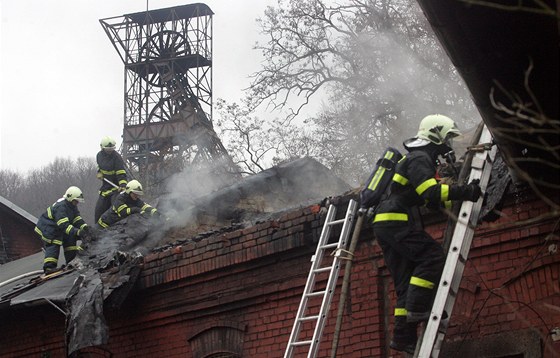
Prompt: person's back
<box><xmin>35</xmin><ymin>186</ymin><xmax>90</xmax><ymax>274</ymax></box>
<box><xmin>97</xmin><ymin>180</ymin><xmax>158</xmax><ymax>228</ymax></box>
<box><xmin>95</xmin><ymin>136</ymin><xmax>128</xmax><ymax>222</ymax></box>
<box><xmin>370</xmin><ymin>114</ymin><xmax>481</xmax><ymax>354</ymax></box>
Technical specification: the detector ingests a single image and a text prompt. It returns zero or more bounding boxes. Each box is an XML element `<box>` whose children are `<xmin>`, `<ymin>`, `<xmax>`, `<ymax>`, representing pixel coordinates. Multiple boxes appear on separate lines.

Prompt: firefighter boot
<box><xmin>390</xmin><ymin>316</ymin><xmax>418</xmax><ymax>354</ymax></box>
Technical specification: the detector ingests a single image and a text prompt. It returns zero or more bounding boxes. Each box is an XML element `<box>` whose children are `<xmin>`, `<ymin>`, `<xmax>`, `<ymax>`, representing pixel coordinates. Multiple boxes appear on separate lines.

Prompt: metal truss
<box><xmin>100</xmin><ymin>4</ymin><xmax>238</xmax><ymax>195</ymax></box>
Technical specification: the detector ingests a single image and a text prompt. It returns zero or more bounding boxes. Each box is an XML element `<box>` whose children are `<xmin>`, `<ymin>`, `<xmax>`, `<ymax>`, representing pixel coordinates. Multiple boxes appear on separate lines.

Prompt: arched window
<box><xmin>188</xmin><ymin>321</ymin><xmax>246</xmax><ymax>358</ymax></box>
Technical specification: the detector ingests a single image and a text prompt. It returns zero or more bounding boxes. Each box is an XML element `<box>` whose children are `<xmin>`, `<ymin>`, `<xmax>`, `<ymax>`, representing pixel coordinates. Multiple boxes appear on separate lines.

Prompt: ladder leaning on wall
<box><xmin>284</xmin><ymin>199</ymin><xmax>358</xmax><ymax>358</ymax></box>
<box><xmin>414</xmin><ymin>125</ymin><xmax>497</xmax><ymax>357</ymax></box>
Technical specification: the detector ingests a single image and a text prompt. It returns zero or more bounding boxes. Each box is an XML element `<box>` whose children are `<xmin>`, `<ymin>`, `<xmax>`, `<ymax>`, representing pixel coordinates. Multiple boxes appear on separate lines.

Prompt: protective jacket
<box><xmin>96</xmin><ymin>150</ymin><xmax>127</xmax><ymax>197</ymax></box>
<box><xmin>372</xmin><ymin>146</ymin><xmax>476</xmax><ymax>325</ymax></box>
<box><xmin>98</xmin><ymin>192</ymin><xmax>158</xmax><ymax>228</ymax></box>
<box><xmin>373</xmin><ymin>149</ymin><xmax>467</xmax><ymax>229</ymax></box>
<box><xmin>34</xmin><ymin>198</ymin><xmax>88</xmax><ymax>244</ymax></box>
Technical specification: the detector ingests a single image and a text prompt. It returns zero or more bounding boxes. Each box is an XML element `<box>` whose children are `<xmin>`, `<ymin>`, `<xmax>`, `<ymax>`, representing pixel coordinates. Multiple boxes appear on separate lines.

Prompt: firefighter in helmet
<box><xmin>34</xmin><ymin>186</ymin><xmax>91</xmax><ymax>274</ymax></box>
<box><xmin>95</xmin><ymin>136</ymin><xmax>128</xmax><ymax>222</ymax></box>
<box><xmin>372</xmin><ymin>114</ymin><xmax>482</xmax><ymax>354</ymax></box>
<box><xmin>97</xmin><ymin>180</ymin><xmax>159</xmax><ymax>228</ymax></box>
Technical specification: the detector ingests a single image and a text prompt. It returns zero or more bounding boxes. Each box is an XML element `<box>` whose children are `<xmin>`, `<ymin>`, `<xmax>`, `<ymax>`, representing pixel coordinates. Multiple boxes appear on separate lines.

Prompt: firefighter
<box><xmin>97</xmin><ymin>180</ymin><xmax>159</xmax><ymax>228</ymax></box>
<box><xmin>34</xmin><ymin>186</ymin><xmax>91</xmax><ymax>274</ymax></box>
<box><xmin>372</xmin><ymin>114</ymin><xmax>482</xmax><ymax>354</ymax></box>
<box><xmin>95</xmin><ymin>136</ymin><xmax>128</xmax><ymax>222</ymax></box>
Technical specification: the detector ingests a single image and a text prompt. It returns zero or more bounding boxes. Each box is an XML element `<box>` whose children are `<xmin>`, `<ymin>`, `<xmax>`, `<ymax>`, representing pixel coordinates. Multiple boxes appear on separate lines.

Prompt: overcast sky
<box><xmin>0</xmin><ymin>0</ymin><xmax>276</xmax><ymax>173</ymax></box>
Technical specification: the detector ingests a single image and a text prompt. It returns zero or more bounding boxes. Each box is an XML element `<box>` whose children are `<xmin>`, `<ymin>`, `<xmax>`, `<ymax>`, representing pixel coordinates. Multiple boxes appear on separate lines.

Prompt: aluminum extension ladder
<box><xmin>284</xmin><ymin>199</ymin><xmax>358</xmax><ymax>358</ymax></box>
<box><xmin>415</xmin><ymin>125</ymin><xmax>497</xmax><ymax>357</ymax></box>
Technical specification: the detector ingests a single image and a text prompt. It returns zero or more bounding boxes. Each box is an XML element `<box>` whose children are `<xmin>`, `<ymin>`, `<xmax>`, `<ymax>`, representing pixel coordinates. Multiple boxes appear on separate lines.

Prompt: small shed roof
<box><xmin>0</xmin><ymin>195</ymin><xmax>37</xmax><ymax>226</ymax></box>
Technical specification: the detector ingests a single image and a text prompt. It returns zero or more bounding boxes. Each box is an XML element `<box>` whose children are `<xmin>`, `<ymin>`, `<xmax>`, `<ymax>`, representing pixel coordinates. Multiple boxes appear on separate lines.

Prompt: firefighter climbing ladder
<box><xmin>415</xmin><ymin>125</ymin><xmax>497</xmax><ymax>357</ymax></box>
<box><xmin>284</xmin><ymin>199</ymin><xmax>358</xmax><ymax>358</ymax></box>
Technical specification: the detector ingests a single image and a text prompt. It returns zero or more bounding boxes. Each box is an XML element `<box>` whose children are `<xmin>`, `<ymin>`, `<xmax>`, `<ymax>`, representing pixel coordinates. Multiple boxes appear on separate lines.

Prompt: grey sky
<box><xmin>0</xmin><ymin>0</ymin><xmax>275</xmax><ymax>172</ymax></box>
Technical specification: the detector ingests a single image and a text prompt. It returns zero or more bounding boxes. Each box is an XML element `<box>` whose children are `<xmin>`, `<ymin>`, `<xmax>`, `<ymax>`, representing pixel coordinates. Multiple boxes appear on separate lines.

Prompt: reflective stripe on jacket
<box><xmin>373</xmin><ymin>150</ymin><xmax>452</xmax><ymax>228</ymax></box>
<box><xmin>97</xmin><ymin>150</ymin><xmax>127</xmax><ymax>196</ymax></box>
<box><xmin>35</xmin><ymin>198</ymin><xmax>87</xmax><ymax>241</ymax></box>
<box><xmin>98</xmin><ymin>192</ymin><xmax>157</xmax><ymax>227</ymax></box>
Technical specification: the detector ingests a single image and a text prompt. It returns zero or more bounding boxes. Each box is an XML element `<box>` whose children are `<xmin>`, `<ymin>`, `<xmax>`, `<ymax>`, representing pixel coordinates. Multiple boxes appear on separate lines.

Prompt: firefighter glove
<box><xmin>463</xmin><ymin>179</ymin><xmax>482</xmax><ymax>202</ymax></box>
<box><xmin>96</xmin><ymin>172</ymin><xmax>103</xmax><ymax>180</ymax></box>
<box><xmin>118</xmin><ymin>185</ymin><xmax>126</xmax><ymax>192</ymax></box>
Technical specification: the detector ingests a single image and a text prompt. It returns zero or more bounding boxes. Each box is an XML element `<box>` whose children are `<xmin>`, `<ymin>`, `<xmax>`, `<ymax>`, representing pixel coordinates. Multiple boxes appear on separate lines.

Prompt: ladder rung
<box><xmin>284</xmin><ymin>200</ymin><xmax>358</xmax><ymax>357</ymax></box>
<box><xmin>298</xmin><ymin>315</ymin><xmax>319</xmax><ymax>322</ymax></box>
<box><xmin>306</xmin><ymin>291</ymin><xmax>325</xmax><ymax>298</ymax></box>
<box><xmin>326</xmin><ymin>218</ymin><xmax>345</xmax><ymax>226</ymax></box>
<box><xmin>416</xmin><ymin>125</ymin><xmax>496</xmax><ymax>357</ymax></box>
<box><xmin>449</xmin><ymin>288</ymin><xmax>457</xmax><ymax>297</ymax></box>
<box><xmin>291</xmin><ymin>340</ymin><xmax>312</xmax><ymax>347</ymax></box>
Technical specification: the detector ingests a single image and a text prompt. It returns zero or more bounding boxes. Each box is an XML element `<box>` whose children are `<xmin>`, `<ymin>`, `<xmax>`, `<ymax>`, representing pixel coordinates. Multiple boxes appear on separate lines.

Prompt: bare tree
<box><xmin>215</xmin><ymin>98</ymin><xmax>320</xmax><ymax>175</ymax></box>
<box><xmin>0</xmin><ymin>157</ymin><xmax>98</xmax><ymax>223</ymax></box>
<box><xmin>231</xmin><ymin>0</ymin><xmax>479</xmax><ymax>184</ymax></box>
<box><xmin>0</xmin><ymin>169</ymin><xmax>25</xmax><ymax>201</ymax></box>
<box><xmin>489</xmin><ymin>62</ymin><xmax>560</xmax><ymax>210</ymax></box>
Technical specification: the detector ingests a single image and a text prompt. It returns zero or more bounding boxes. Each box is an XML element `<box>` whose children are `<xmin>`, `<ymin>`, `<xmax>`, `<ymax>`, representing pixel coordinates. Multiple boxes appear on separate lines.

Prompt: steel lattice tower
<box><xmin>100</xmin><ymin>4</ymin><xmax>238</xmax><ymax>195</ymax></box>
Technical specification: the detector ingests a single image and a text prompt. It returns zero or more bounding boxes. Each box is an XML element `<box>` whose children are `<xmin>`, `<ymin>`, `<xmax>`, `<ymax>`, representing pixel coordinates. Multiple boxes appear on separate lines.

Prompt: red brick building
<box><xmin>0</xmin><ymin>195</ymin><xmax>41</xmax><ymax>264</ymax></box>
<box><xmin>1</xmin><ymin>0</ymin><xmax>557</xmax><ymax>356</ymax></box>
<box><xmin>1</xmin><ymin>187</ymin><xmax>558</xmax><ymax>357</ymax></box>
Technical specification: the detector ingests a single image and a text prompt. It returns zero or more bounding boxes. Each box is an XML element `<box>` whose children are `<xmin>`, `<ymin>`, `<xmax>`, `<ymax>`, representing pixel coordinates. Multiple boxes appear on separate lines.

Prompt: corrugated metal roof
<box><xmin>0</xmin><ymin>252</ymin><xmax>76</xmax><ymax>309</ymax></box>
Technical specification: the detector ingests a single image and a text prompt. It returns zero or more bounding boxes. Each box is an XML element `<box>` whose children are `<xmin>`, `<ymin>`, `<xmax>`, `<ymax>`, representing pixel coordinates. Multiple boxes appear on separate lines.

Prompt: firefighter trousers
<box><xmin>94</xmin><ymin>191</ymin><xmax>118</xmax><ymax>223</ymax></box>
<box><xmin>42</xmin><ymin>235</ymin><xmax>79</xmax><ymax>272</ymax></box>
<box><xmin>373</xmin><ymin>225</ymin><xmax>445</xmax><ymax>316</ymax></box>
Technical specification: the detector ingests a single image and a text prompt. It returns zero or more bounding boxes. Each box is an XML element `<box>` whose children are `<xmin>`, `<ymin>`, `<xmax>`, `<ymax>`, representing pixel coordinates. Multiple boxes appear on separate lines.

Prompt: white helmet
<box><xmin>65</xmin><ymin>186</ymin><xmax>84</xmax><ymax>203</ymax></box>
<box><xmin>100</xmin><ymin>136</ymin><xmax>116</xmax><ymax>151</ymax></box>
<box><xmin>125</xmin><ymin>180</ymin><xmax>144</xmax><ymax>196</ymax></box>
<box><xmin>416</xmin><ymin>114</ymin><xmax>461</xmax><ymax>145</ymax></box>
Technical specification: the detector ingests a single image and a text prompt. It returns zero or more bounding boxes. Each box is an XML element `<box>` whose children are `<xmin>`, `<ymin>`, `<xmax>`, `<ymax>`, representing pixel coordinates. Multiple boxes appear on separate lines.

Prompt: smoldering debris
<box><xmin>479</xmin><ymin>152</ymin><xmax>512</xmax><ymax>222</ymax></box>
<box><xmin>66</xmin><ymin>271</ymin><xmax>108</xmax><ymax>355</ymax></box>
<box><xmin>158</xmin><ymin>157</ymin><xmax>351</xmax><ymax>244</ymax></box>
<box><xmin>64</xmin><ymin>213</ymin><xmax>159</xmax><ymax>355</ymax></box>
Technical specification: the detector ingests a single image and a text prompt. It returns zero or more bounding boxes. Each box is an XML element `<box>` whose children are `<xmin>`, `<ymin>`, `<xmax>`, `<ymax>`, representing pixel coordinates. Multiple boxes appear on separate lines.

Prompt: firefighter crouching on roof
<box><xmin>372</xmin><ymin>114</ymin><xmax>482</xmax><ymax>354</ymax></box>
<box><xmin>34</xmin><ymin>186</ymin><xmax>91</xmax><ymax>275</ymax></box>
<box><xmin>95</xmin><ymin>136</ymin><xmax>128</xmax><ymax>223</ymax></box>
<box><xmin>97</xmin><ymin>180</ymin><xmax>159</xmax><ymax>228</ymax></box>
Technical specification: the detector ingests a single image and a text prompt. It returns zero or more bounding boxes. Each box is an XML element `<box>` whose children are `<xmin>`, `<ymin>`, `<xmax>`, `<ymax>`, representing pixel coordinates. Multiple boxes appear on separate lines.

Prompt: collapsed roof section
<box><xmin>160</xmin><ymin>157</ymin><xmax>352</xmax><ymax>243</ymax></box>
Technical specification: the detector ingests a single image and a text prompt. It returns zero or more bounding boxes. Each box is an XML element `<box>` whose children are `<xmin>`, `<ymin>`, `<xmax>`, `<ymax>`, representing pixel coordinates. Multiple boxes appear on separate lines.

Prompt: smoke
<box><xmin>157</xmin><ymin>156</ymin><xmax>240</xmax><ymax>229</ymax></box>
<box><xmin>306</xmin><ymin>8</ymin><xmax>481</xmax><ymax>186</ymax></box>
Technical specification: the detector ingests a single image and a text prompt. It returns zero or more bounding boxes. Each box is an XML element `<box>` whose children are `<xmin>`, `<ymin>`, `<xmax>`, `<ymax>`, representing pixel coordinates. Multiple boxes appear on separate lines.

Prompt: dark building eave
<box><xmin>0</xmin><ymin>195</ymin><xmax>37</xmax><ymax>228</ymax></box>
<box><xmin>416</xmin><ymin>0</ymin><xmax>560</xmax><ymax>200</ymax></box>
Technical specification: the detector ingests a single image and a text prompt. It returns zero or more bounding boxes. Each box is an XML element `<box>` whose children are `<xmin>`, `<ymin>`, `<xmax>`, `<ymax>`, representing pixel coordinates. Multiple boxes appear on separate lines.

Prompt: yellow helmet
<box><xmin>125</xmin><ymin>180</ymin><xmax>144</xmax><ymax>196</ymax></box>
<box><xmin>416</xmin><ymin>114</ymin><xmax>461</xmax><ymax>145</ymax></box>
<box><xmin>65</xmin><ymin>186</ymin><xmax>84</xmax><ymax>203</ymax></box>
<box><xmin>100</xmin><ymin>136</ymin><xmax>116</xmax><ymax>151</ymax></box>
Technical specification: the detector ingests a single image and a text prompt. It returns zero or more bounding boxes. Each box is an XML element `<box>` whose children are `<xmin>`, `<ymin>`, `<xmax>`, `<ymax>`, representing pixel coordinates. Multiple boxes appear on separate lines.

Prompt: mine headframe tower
<box><xmin>100</xmin><ymin>4</ymin><xmax>238</xmax><ymax>195</ymax></box>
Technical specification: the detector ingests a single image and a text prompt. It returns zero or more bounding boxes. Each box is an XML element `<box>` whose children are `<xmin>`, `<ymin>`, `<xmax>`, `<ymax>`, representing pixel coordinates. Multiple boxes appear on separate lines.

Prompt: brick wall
<box><xmin>0</xmin><ymin>210</ymin><xmax>42</xmax><ymax>263</ymax></box>
<box><xmin>1</xmin><ymin>191</ymin><xmax>559</xmax><ymax>357</ymax></box>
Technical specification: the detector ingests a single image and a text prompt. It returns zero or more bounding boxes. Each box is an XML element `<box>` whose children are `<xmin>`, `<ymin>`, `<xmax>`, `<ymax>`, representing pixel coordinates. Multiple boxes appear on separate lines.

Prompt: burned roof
<box><xmin>0</xmin><ymin>157</ymin><xmax>351</xmax><ymax>354</ymax></box>
<box><xmin>159</xmin><ymin>157</ymin><xmax>352</xmax><ymax>243</ymax></box>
